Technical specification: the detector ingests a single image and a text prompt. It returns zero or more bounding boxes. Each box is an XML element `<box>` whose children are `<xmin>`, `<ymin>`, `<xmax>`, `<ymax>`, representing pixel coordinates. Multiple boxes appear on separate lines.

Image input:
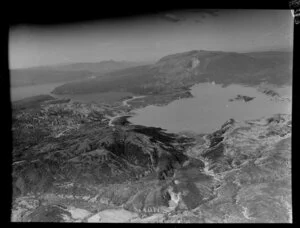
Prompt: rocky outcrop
<box><xmin>229</xmin><ymin>95</ymin><xmax>255</xmax><ymax>102</ymax></box>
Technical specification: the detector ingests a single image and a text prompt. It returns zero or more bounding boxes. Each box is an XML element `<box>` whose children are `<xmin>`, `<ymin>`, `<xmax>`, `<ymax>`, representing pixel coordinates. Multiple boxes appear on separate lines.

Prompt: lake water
<box><xmin>10</xmin><ymin>82</ymin><xmax>133</xmax><ymax>104</ymax></box>
<box><xmin>129</xmin><ymin>83</ymin><xmax>292</xmax><ymax>134</ymax></box>
<box><xmin>11</xmin><ymin>82</ymin><xmax>292</xmax><ymax>135</ymax></box>
<box><xmin>10</xmin><ymin>82</ymin><xmax>66</xmax><ymax>102</ymax></box>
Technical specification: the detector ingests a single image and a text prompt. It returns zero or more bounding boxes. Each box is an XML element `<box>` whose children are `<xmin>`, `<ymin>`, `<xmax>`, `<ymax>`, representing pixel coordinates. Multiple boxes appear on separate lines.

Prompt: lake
<box><xmin>10</xmin><ymin>82</ymin><xmax>66</xmax><ymax>102</ymax></box>
<box><xmin>10</xmin><ymin>82</ymin><xmax>133</xmax><ymax>104</ymax></box>
<box><xmin>11</xmin><ymin>82</ymin><xmax>292</xmax><ymax>135</ymax></box>
<box><xmin>129</xmin><ymin>83</ymin><xmax>292</xmax><ymax>134</ymax></box>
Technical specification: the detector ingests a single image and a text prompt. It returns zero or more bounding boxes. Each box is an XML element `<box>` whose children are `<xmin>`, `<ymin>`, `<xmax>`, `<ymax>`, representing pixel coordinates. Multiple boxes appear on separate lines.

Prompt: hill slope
<box><xmin>10</xmin><ymin>60</ymin><xmax>146</xmax><ymax>87</ymax></box>
<box><xmin>52</xmin><ymin>50</ymin><xmax>292</xmax><ymax>95</ymax></box>
<box><xmin>11</xmin><ymin>96</ymin><xmax>291</xmax><ymax>222</ymax></box>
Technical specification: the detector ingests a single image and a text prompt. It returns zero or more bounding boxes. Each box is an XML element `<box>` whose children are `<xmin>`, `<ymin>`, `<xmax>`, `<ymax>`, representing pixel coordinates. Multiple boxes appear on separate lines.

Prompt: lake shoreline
<box><xmin>11</xmin><ymin>81</ymin><xmax>292</xmax><ymax>135</ymax></box>
<box><xmin>128</xmin><ymin>82</ymin><xmax>292</xmax><ymax>134</ymax></box>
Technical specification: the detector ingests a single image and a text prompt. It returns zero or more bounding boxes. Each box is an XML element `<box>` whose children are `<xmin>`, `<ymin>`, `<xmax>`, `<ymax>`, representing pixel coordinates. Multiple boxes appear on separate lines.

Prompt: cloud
<box><xmin>186</xmin><ymin>9</ymin><xmax>219</xmax><ymax>23</ymax></box>
<box><xmin>159</xmin><ymin>10</ymin><xmax>219</xmax><ymax>24</ymax></box>
<box><xmin>186</xmin><ymin>9</ymin><xmax>219</xmax><ymax>17</ymax></box>
<box><xmin>161</xmin><ymin>13</ymin><xmax>183</xmax><ymax>23</ymax></box>
<box><xmin>155</xmin><ymin>42</ymin><xmax>161</xmax><ymax>48</ymax></box>
<box><xmin>194</xmin><ymin>19</ymin><xmax>202</xmax><ymax>23</ymax></box>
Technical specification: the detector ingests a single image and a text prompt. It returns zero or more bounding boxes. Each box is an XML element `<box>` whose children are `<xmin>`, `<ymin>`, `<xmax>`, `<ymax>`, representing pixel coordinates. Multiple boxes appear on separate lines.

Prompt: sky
<box><xmin>9</xmin><ymin>9</ymin><xmax>294</xmax><ymax>69</ymax></box>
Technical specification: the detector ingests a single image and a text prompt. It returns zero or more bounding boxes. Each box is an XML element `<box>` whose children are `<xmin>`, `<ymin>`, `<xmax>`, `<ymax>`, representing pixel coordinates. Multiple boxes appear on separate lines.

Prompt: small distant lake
<box><xmin>11</xmin><ymin>82</ymin><xmax>66</xmax><ymax>102</ymax></box>
<box><xmin>54</xmin><ymin>91</ymin><xmax>134</xmax><ymax>104</ymax></box>
<box><xmin>129</xmin><ymin>83</ymin><xmax>292</xmax><ymax>134</ymax></box>
<box><xmin>10</xmin><ymin>82</ymin><xmax>133</xmax><ymax>104</ymax></box>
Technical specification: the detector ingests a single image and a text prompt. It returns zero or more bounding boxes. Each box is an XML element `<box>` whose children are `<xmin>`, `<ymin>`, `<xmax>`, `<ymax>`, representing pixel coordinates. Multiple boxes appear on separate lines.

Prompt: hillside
<box><xmin>10</xmin><ymin>60</ymin><xmax>146</xmax><ymax>87</ymax></box>
<box><xmin>12</xmin><ymin>94</ymin><xmax>55</xmax><ymax>112</ymax></box>
<box><xmin>48</xmin><ymin>60</ymin><xmax>149</xmax><ymax>73</ymax></box>
<box><xmin>11</xmin><ymin>96</ymin><xmax>291</xmax><ymax>222</ymax></box>
<box><xmin>51</xmin><ymin>50</ymin><xmax>293</xmax><ymax>96</ymax></box>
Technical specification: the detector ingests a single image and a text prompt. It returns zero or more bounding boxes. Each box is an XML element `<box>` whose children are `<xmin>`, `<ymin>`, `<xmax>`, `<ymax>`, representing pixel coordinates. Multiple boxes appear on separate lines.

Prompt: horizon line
<box><xmin>9</xmin><ymin>48</ymin><xmax>292</xmax><ymax>70</ymax></box>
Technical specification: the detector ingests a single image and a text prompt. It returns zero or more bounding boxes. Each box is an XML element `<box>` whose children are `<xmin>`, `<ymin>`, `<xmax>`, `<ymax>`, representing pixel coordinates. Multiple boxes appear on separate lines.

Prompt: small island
<box><xmin>260</xmin><ymin>88</ymin><xmax>280</xmax><ymax>97</ymax></box>
<box><xmin>229</xmin><ymin>95</ymin><xmax>255</xmax><ymax>103</ymax></box>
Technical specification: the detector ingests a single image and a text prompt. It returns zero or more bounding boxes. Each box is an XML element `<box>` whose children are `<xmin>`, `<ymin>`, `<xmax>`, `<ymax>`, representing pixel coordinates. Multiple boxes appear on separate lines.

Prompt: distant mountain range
<box><xmin>45</xmin><ymin>60</ymin><xmax>151</xmax><ymax>73</ymax></box>
<box><xmin>51</xmin><ymin>50</ymin><xmax>293</xmax><ymax>95</ymax></box>
<box><xmin>10</xmin><ymin>60</ymin><xmax>148</xmax><ymax>87</ymax></box>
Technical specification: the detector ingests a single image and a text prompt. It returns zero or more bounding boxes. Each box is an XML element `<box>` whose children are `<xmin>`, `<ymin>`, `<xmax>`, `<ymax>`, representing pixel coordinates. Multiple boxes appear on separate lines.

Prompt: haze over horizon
<box><xmin>9</xmin><ymin>9</ymin><xmax>293</xmax><ymax>69</ymax></box>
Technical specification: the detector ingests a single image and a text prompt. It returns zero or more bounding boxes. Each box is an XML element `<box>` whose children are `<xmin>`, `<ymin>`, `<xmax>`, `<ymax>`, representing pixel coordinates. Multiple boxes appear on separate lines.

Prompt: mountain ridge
<box><xmin>52</xmin><ymin>50</ymin><xmax>292</xmax><ymax>96</ymax></box>
<box><xmin>10</xmin><ymin>60</ymin><xmax>148</xmax><ymax>87</ymax></box>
